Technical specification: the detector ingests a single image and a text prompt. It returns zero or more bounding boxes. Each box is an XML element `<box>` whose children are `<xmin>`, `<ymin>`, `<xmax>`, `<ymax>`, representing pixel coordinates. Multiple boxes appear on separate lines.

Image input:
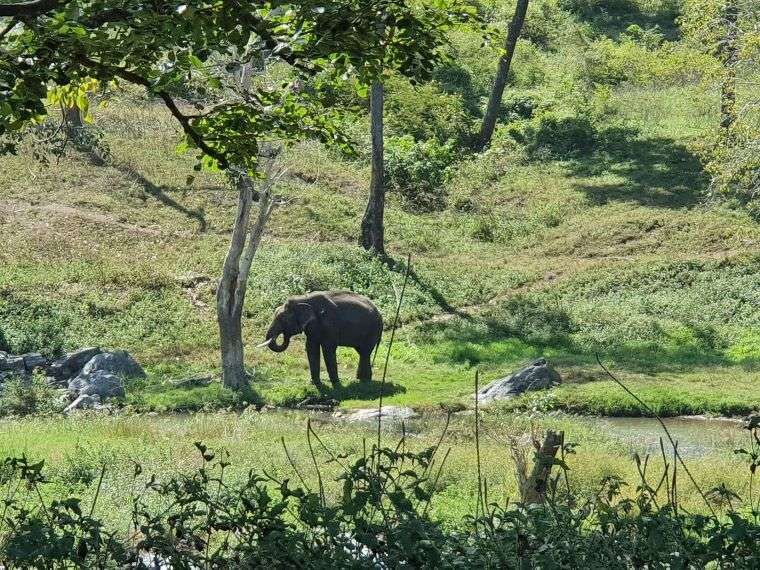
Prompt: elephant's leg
<box><xmin>357</xmin><ymin>347</ymin><xmax>372</xmax><ymax>382</ymax></box>
<box><xmin>306</xmin><ymin>337</ymin><xmax>322</xmax><ymax>386</ymax></box>
<box><xmin>322</xmin><ymin>344</ymin><xmax>340</xmax><ymax>385</ymax></box>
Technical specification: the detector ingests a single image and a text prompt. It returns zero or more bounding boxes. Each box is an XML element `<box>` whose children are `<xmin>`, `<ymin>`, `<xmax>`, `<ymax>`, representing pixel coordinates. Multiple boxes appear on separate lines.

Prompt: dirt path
<box><xmin>1</xmin><ymin>198</ymin><xmax>165</xmax><ymax>237</ymax></box>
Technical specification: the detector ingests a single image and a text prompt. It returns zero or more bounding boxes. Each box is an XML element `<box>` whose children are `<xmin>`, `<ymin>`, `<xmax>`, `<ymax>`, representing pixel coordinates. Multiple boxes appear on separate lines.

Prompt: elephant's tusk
<box><xmin>256</xmin><ymin>338</ymin><xmax>273</xmax><ymax>348</ymax></box>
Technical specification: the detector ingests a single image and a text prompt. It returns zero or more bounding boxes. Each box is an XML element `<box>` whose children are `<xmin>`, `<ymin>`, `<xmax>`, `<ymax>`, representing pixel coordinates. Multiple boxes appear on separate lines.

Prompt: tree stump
<box><xmin>511</xmin><ymin>429</ymin><xmax>564</xmax><ymax>505</ymax></box>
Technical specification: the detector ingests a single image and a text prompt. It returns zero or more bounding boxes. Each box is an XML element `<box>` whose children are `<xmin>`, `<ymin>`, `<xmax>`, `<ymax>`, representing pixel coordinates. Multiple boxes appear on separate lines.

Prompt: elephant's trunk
<box><xmin>265</xmin><ymin>320</ymin><xmax>290</xmax><ymax>352</ymax></box>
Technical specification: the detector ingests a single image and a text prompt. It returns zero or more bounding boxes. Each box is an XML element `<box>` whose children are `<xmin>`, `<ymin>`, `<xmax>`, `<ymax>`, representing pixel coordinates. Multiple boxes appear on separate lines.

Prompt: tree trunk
<box><xmin>64</xmin><ymin>103</ymin><xmax>83</xmax><ymax>142</ymax></box>
<box><xmin>720</xmin><ymin>0</ymin><xmax>738</xmax><ymax>133</ymax></box>
<box><xmin>218</xmin><ymin>308</ymin><xmax>245</xmax><ymax>388</ymax></box>
<box><xmin>65</xmin><ymin>104</ymin><xmax>83</xmax><ymax>130</ymax></box>
<box><xmin>217</xmin><ymin>169</ymin><xmax>276</xmax><ymax>389</ymax></box>
<box><xmin>238</xmin><ymin>61</ymin><xmax>253</xmax><ymax>91</ymax></box>
<box><xmin>476</xmin><ymin>0</ymin><xmax>530</xmax><ymax>151</ymax></box>
<box><xmin>360</xmin><ymin>80</ymin><xmax>386</xmax><ymax>255</ymax></box>
<box><xmin>511</xmin><ymin>429</ymin><xmax>563</xmax><ymax>505</ymax></box>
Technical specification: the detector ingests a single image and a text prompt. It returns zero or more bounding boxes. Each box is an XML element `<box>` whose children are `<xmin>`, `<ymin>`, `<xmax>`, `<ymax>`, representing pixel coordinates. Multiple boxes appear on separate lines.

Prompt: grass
<box><xmin>0</xmin><ymin>1</ymin><xmax>758</xmax><ymax>418</ymax></box>
<box><xmin>0</xmin><ymin>411</ymin><xmax>752</xmax><ymax>529</ymax></box>
<box><xmin>0</xmin><ymin>87</ymin><xmax>757</xmax><ymax>416</ymax></box>
<box><xmin>0</xmin><ymin>2</ymin><xmax>758</xmax><ymax>547</ymax></box>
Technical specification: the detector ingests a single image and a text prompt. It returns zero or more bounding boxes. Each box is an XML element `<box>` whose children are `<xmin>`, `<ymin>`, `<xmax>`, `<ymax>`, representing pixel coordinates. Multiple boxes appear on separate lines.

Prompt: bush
<box><xmin>385</xmin><ymin>75</ymin><xmax>474</xmax><ymax>146</ymax></box>
<box><xmin>579</xmin><ymin>29</ymin><xmax>719</xmax><ymax>88</ymax></box>
<box><xmin>498</xmin><ymin>91</ymin><xmax>541</xmax><ymax>122</ymax></box>
<box><xmin>2</xmin><ymin>426</ymin><xmax>760</xmax><ymax>567</ymax></box>
<box><xmin>385</xmin><ymin>136</ymin><xmax>455</xmax><ymax>212</ymax></box>
<box><xmin>0</xmin><ymin>294</ymin><xmax>69</xmax><ymax>357</ymax></box>
<box><xmin>696</xmin><ymin>123</ymin><xmax>760</xmax><ymax>220</ymax></box>
<box><xmin>0</xmin><ymin>374</ymin><xmax>61</xmax><ymax>417</ymax></box>
<box><xmin>506</xmin><ymin>110</ymin><xmax>600</xmax><ymax>156</ymax></box>
<box><xmin>519</xmin><ymin>0</ymin><xmax>572</xmax><ymax>49</ymax></box>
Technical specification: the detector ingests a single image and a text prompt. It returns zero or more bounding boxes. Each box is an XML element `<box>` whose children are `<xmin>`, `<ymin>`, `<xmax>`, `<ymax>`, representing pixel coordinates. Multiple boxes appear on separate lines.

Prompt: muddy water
<box><xmin>585</xmin><ymin>416</ymin><xmax>747</xmax><ymax>458</ymax></box>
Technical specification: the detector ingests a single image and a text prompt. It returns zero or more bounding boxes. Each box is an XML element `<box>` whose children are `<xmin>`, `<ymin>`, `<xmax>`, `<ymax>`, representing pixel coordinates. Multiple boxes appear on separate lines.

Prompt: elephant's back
<box><xmin>321</xmin><ymin>290</ymin><xmax>379</xmax><ymax>311</ymax></box>
<box><xmin>319</xmin><ymin>290</ymin><xmax>383</xmax><ymax>331</ymax></box>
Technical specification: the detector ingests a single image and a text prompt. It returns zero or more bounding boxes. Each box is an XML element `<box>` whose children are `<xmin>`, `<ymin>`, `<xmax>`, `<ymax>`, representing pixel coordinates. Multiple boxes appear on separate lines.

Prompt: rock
<box><xmin>176</xmin><ymin>272</ymin><xmax>211</xmax><ymax>288</ymax></box>
<box><xmin>0</xmin><ymin>355</ymin><xmax>25</xmax><ymax>375</ymax></box>
<box><xmin>297</xmin><ymin>396</ymin><xmax>339</xmax><ymax>411</ymax></box>
<box><xmin>80</xmin><ymin>350</ymin><xmax>145</xmax><ymax>379</ymax></box>
<box><xmin>22</xmin><ymin>352</ymin><xmax>47</xmax><ymax>371</ymax></box>
<box><xmin>48</xmin><ymin>347</ymin><xmax>101</xmax><ymax>380</ymax></box>
<box><xmin>346</xmin><ymin>406</ymin><xmax>417</xmax><ymax>422</ymax></box>
<box><xmin>70</xmin><ymin>370</ymin><xmax>126</xmax><ymax>399</ymax></box>
<box><xmin>0</xmin><ymin>371</ymin><xmax>16</xmax><ymax>383</ymax></box>
<box><xmin>64</xmin><ymin>393</ymin><xmax>101</xmax><ymax>413</ymax></box>
<box><xmin>477</xmin><ymin>358</ymin><xmax>561</xmax><ymax>402</ymax></box>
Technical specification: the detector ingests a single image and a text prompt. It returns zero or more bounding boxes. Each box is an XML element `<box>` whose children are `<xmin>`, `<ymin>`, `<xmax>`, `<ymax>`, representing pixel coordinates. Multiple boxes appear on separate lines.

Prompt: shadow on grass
<box><xmin>383</xmin><ymin>254</ymin><xmax>472</xmax><ymax>319</ymax></box>
<box><xmin>433</xmin><ymin>63</ymin><xmax>485</xmax><ymax>118</ymax></box>
<box><xmin>412</xmin><ymin>295</ymin><xmax>758</xmax><ymax>375</ymax></box>
<box><xmin>112</xmin><ymin>163</ymin><xmax>210</xmax><ymax>232</ymax></box>
<box><xmin>568</xmin><ymin>132</ymin><xmax>708</xmax><ymax>209</ymax></box>
<box><xmin>565</xmin><ymin>0</ymin><xmax>681</xmax><ymax>41</ymax></box>
<box><xmin>321</xmin><ymin>379</ymin><xmax>406</xmax><ymax>401</ymax></box>
<box><xmin>521</xmin><ymin>118</ymin><xmax>708</xmax><ymax>209</ymax></box>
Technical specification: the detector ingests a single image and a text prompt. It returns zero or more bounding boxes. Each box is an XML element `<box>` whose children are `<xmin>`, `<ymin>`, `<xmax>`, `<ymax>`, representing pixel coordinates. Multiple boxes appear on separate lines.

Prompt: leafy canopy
<box><xmin>0</xmin><ymin>0</ymin><xmax>477</xmax><ymax>172</ymax></box>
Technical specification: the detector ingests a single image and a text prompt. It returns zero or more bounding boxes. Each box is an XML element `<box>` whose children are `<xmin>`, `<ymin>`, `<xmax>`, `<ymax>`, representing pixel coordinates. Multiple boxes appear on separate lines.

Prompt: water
<box><xmin>586</xmin><ymin>416</ymin><xmax>747</xmax><ymax>458</ymax></box>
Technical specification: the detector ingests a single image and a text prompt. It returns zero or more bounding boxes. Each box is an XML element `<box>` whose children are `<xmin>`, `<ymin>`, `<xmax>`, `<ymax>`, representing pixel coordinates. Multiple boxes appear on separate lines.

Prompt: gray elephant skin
<box><xmin>263</xmin><ymin>291</ymin><xmax>383</xmax><ymax>387</ymax></box>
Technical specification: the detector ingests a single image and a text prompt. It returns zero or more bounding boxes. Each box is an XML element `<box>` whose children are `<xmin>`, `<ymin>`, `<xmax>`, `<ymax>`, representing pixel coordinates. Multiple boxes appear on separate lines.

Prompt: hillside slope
<box><xmin>0</xmin><ymin>0</ymin><xmax>758</xmax><ymax>414</ymax></box>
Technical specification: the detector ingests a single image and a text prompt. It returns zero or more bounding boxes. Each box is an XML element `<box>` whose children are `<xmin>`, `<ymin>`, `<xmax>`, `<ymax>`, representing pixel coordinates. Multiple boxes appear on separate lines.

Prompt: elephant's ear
<box><xmin>294</xmin><ymin>303</ymin><xmax>318</xmax><ymax>332</ymax></box>
<box><xmin>309</xmin><ymin>294</ymin><xmax>339</xmax><ymax>333</ymax></box>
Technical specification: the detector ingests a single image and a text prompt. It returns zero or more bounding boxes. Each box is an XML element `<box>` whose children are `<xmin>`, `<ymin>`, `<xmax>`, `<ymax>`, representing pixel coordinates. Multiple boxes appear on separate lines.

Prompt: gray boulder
<box><xmin>0</xmin><ymin>355</ymin><xmax>25</xmax><ymax>375</ymax></box>
<box><xmin>48</xmin><ymin>347</ymin><xmax>101</xmax><ymax>380</ymax></box>
<box><xmin>477</xmin><ymin>358</ymin><xmax>561</xmax><ymax>402</ymax></box>
<box><xmin>69</xmin><ymin>370</ymin><xmax>126</xmax><ymax>399</ymax></box>
<box><xmin>347</xmin><ymin>406</ymin><xmax>417</xmax><ymax>422</ymax></box>
<box><xmin>64</xmin><ymin>393</ymin><xmax>101</xmax><ymax>413</ymax></box>
<box><xmin>0</xmin><ymin>371</ymin><xmax>18</xmax><ymax>383</ymax></box>
<box><xmin>80</xmin><ymin>350</ymin><xmax>145</xmax><ymax>379</ymax></box>
<box><xmin>22</xmin><ymin>352</ymin><xmax>47</xmax><ymax>371</ymax></box>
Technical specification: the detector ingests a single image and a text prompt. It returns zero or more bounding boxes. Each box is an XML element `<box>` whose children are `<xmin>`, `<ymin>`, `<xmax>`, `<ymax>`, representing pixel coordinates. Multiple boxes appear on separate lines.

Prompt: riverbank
<box><xmin>0</xmin><ymin>409</ymin><xmax>751</xmax><ymax>528</ymax></box>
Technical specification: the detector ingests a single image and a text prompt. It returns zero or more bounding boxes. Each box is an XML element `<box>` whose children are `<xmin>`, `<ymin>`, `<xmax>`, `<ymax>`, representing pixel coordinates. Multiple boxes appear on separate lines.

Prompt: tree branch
<box><xmin>0</xmin><ymin>0</ymin><xmax>59</xmax><ymax>17</ymax></box>
<box><xmin>75</xmin><ymin>55</ymin><xmax>230</xmax><ymax>169</ymax></box>
<box><xmin>0</xmin><ymin>18</ymin><xmax>18</xmax><ymax>41</ymax></box>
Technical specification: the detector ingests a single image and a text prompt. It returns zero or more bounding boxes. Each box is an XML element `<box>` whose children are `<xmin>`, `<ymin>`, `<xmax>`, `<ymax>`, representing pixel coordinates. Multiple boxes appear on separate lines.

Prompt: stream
<box><xmin>330</xmin><ymin>407</ymin><xmax>751</xmax><ymax>459</ymax></box>
<box><xmin>582</xmin><ymin>415</ymin><xmax>747</xmax><ymax>458</ymax></box>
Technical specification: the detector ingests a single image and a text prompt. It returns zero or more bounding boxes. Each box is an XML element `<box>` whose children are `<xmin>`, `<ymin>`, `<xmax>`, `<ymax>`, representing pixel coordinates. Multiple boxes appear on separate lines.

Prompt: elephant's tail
<box><xmin>371</xmin><ymin>333</ymin><xmax>383</xmax><ymax>367</ymax></box>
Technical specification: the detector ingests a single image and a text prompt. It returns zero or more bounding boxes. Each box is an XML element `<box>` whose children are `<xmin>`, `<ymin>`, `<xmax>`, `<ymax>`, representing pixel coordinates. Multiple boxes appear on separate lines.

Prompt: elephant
<box><xmin>261</xmin><ymin>290</ymin><xmax>383</xmax><ymax>387</ymax></box>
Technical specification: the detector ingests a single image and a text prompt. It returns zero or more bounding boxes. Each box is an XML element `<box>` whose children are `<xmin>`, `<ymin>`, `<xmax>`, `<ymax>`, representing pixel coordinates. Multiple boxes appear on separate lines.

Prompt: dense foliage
<box><xmin>2</xmin><ymin>419</ymin><xmax>760</xmax><ymax>568</ymax></box>
<box><xmin>0</xmin><ymin>0</ymin><xmax>477</xmax><ymax>174</ymax></box>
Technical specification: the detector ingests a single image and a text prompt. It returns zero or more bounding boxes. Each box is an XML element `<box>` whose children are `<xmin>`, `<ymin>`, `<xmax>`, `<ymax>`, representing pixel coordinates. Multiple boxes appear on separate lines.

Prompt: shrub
<box><xmin>696</xmin><ymin>123</ymin><xmax>760</xmax><ymax>220</ymax></box>
<box><xmin>506</xmin><ymin>110</ymin><xmax>600</xmax><ymax>156</ymax></box>
<box><xmin>498</xmin><ymin>91</ymin><xmax>541</xmax><ymax>122</ymax></box>
<box><xmin>385</xmin><ymin>136</ymin><xmax>455</xmax><ymax>212</ymax></box>
<box><xmin>385</xmin><ymin>75</ymin><xmax>474</xmax><ymax>146</ymax></box>
<box><xmin>2</xmin><ymin>427</ymin><xmax>760</xmax><ymax>567</ymax></box>
<box><xmin>0</xmin><ymin>325</ymin><xmax>9</xmax><ymax>352</ymax></box>
<box><xmin>0</xmin><ymin>374</ymin><xmax>61</xmax><ymax>417</ymax></box>
<box><xmin>0</xmin><ymin>294</ymin><xmax>69</xmax><ymax>357</ymax></box>
<box><xmin>578</xmin><ymin>28</ymin><xmax>719</xmax><ymax>88</ymax></box>
<box><xmin>519</xmin><ymin>0</ymin><xmax>572</xmax><ymax>49</ymax></box>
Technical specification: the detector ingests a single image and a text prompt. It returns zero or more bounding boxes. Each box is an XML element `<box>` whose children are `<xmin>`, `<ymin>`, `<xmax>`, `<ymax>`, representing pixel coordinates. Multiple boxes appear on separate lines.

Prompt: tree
<box><xmin>719</xmin><ymin>0</ymin><xmax>739</xmax><ymax>132</ymax></box>
<box><xmin>360</xmin><ymin>80</ymin><xmax>386</xmax><ymax>254</ymax></box>
<box><xmin>476</xmin><ymin>0</ymin><xmax>530</xmax><ymax>151</ymax></box>
<box><xmin>217</xmin><ymin>160</ymin><xmax>281</xmax><ymax>389</ymax></box>
<box><xmin>1</xmin><ymin>0</ymin><xmax>476</xmax><ymax>387</ymax></box>
<box><xmin>357</xmin><ymin>0</ymin><xmax>479</xmax><ymax>256</ymax></box>
<box><xmin>681</xmin><ymin>0</ymin><xmax>759</xmax><ymax>212</ymax></box>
